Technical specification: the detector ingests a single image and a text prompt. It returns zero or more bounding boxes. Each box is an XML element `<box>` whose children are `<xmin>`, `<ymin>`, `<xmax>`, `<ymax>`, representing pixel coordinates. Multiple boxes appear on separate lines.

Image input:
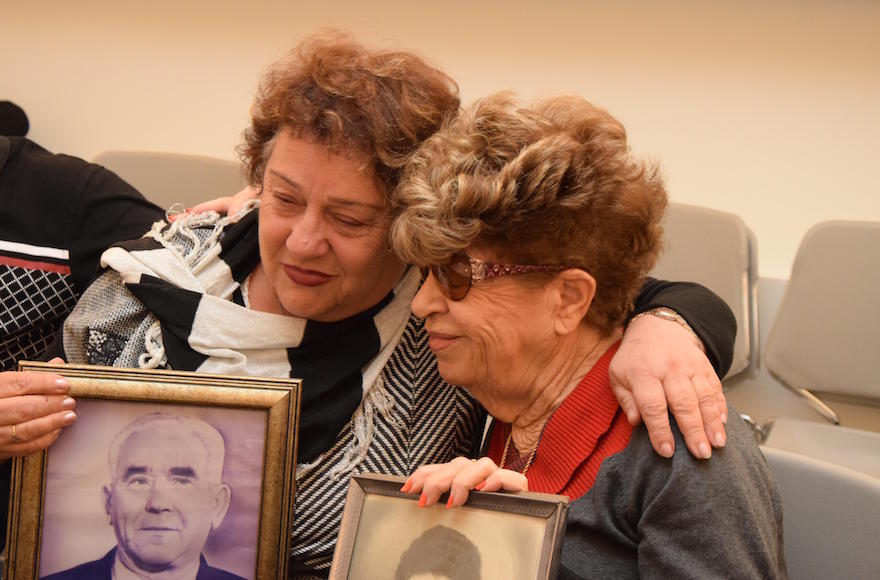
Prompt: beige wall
<box><xmin>3</xmin><ymin>0</ymin><xmax>878</xmax><ymax>278</ymax></box>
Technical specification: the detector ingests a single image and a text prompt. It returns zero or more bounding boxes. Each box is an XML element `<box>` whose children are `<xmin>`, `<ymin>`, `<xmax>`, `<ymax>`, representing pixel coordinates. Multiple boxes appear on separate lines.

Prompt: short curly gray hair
<box><xmin>390</xmin><ymin>92</ymin><xmax>667</xmax><ymax>333</ymax></box>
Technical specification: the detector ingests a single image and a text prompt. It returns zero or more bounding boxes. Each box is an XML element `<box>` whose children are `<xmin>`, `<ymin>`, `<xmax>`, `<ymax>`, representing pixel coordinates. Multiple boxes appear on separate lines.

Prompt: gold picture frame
<box><xmin>5</xmin><ymin>361</ymin><xmax>300</xmax><ymax>580</ymax></box>
<box><xmin>330</xmin><ymin>472</ymin><xmax>568</xmax><ymax>580</ymax></box>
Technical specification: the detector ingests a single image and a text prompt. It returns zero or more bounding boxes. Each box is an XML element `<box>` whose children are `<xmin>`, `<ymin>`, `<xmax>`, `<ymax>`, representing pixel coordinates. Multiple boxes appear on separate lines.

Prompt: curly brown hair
<box><xmin>390</xmin><ymin>92</ymin><xmax>667</xmax><ymax>333</ymax></box>
<box><xmin>239</xmin><ymin>31</ymin><xmax>460</xmax><ymax>197</ymax></box>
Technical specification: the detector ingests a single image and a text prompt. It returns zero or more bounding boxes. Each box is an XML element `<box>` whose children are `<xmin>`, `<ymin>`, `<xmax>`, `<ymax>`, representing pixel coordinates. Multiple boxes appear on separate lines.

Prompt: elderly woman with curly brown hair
<box><xmin>397</xmin><ymin>94</ymin><xmax>786</xmax><ymax>579</ymax></box>
<box><xmin>3</xmin><ymin>33</ymin><xmax>737</xmax><ymax>575</ymax></box>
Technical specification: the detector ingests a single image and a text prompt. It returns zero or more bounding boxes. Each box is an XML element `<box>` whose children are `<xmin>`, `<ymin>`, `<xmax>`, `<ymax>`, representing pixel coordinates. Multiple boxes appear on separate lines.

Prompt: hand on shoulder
<box><xmin>610</xmin><ymin>310</ymin><xmax>727</xmax><ymax>460</ymax></box>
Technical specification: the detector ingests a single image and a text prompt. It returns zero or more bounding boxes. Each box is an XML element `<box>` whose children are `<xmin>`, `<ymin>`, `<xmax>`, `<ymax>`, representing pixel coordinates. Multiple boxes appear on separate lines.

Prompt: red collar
<box><xmin>488</xmin><ymin>341</ymin><xmax>632</xmax><ymax>496</ymax></box>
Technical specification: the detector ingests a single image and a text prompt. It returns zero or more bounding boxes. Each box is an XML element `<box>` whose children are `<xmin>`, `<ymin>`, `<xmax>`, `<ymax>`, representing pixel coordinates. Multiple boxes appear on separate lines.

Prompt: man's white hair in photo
<box><xmin>107</xmin><ymin>412</ymin><xmax>226</xmax><ymax>484</ymax></box>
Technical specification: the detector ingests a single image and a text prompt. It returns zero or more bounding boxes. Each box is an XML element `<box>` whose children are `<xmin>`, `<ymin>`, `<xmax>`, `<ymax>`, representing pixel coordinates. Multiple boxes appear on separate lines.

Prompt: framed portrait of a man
<box><xmin>5</xmin><ymin>362</ymin><xmax>300</xmax><ymax>580</ymax></box>
<box><xmin>330</xmin><ymin>473</ymin><xmax>569</xmax><ymax>580</ymax></box>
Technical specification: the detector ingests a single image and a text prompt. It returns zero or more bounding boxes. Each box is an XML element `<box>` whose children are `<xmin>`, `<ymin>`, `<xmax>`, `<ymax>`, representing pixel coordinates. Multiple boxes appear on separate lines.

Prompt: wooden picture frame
<box><xmin>5</xmin><ymin>361</ymin><xmax>300</xmax><ymax>580</ymax></box>
<box><xmin>330</xmin><ymin>472</ymin><xmax>568</xmax><ymax>580</ymax></box>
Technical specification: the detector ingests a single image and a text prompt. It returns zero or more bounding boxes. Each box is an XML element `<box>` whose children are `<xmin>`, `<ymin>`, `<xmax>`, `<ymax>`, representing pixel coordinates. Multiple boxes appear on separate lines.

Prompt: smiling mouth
<box><xmin>284</xmin><ymin>265</ymin><xmax>333</xmax><ymax>286</ymax></box>
<box><xmin>426</xmin><ymin>332</ymin><xmax>459</xmax><ymax>352</ymax></box>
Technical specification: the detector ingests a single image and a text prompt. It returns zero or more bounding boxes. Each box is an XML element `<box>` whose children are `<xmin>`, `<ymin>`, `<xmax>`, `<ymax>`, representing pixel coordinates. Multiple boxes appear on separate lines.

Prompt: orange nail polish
<box><xmin>400</xmin><ymin>479</ymin><xmax>412</xmax><ymax>493</ymax></box>
<box><xmin>475</xmin><ymin>481</ymin><xmax>486</xmax><ymax>491</ymax></box>
<box><xmin>418</xmin><ymin>494</ymin><xmax>427</xmax><ymax>507</ymax></box>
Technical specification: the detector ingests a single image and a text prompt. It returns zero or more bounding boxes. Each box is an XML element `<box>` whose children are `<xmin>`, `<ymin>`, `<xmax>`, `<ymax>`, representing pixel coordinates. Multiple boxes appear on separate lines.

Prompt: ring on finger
<box><xmin>11</xmin><ymin>423</ymin><xmax>23</xmax><ymax>444</ymax></box>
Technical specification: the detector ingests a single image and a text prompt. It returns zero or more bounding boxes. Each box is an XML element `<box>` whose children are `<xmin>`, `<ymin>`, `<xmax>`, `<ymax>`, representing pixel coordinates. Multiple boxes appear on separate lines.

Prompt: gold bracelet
<box><xmin>629</xmin><ymin>307</ymin><xmax>698</xmax><ymax>339</ymax></box>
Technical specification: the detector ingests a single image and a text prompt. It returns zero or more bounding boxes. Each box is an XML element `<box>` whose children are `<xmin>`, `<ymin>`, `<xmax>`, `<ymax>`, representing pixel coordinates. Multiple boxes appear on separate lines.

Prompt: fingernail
<box><xmin>61</xmin><ymin>397</ymin><xmax>76</xmax><ymax>410</ymax></box>
<box><xmin>474</xmin><ymin>481</ymin><xmax>486</xmax><ymax>491</ymax></box>
<box><xmin>418</xmin><ymin>494</ymin><xmax>427</xmax><ymax>507</ymax></box>
<box><xmin>699</xmin><ymin>442</ymin><xmax>711</xmax><ymax>459</ymax></box>
<box><xmin>446</xmin><ymin>494</ymin><xmax>454</xmax><ymax>509</ymax></box>
<box><xmin>660</xmin><ymin>443</ymin><xmax>673</xmax><ymax>458</ymax></box>
<box><xmin>62</xmin><ymin>411</ymin><xmax>77</xmax><ymax>425</ymax></box>
<box><xmin>714</xmin><ymin>431</ymin><xmax>726</xmax><ymax>447</ymax></box>
<box><xmin>721</xmin><ymin>412</ymin><xmax>728</xmax><ymax>424</ymax></box>
<box><xmin>55</xmin><ymin>378</ymin><xmax>70</xmax><ymax>389</ymax></box>
<box><xmin>626</xmin><ymin>410</ymin><xmax>639</xmax><ymax>425</ymax></box>
<box><xmin>400</xmin><ymin>479</ymin><xmax>412</xmax><ymax>493</ymax></box>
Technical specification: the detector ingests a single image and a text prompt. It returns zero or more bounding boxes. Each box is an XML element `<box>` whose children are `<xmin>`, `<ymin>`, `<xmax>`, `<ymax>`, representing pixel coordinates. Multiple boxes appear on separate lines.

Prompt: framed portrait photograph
<box><xmin>330</xmin><ymin>472</ymin><xmax>569</xmax><ymax>580</ymax></box>
<box><xmin>6</xmin><ymin>361</ymin><xmax>300</xmax><ymax>580</ymax></box>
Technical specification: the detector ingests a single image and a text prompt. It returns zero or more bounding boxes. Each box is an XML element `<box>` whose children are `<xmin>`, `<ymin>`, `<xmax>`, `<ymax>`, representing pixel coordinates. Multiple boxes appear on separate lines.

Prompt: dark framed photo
<box><xmin>6</xmin><ymin>361</ymin><xmax>300</xmax><ymax>580</ymax></box>
<box><xmin>330</xmin><ymin>472</ymin><xmax>568</xmax><ymax>580</ymax></box>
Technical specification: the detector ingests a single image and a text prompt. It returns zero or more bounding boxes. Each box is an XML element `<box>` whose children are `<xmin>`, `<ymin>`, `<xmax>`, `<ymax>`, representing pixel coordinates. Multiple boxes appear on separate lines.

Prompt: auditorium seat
<box><xmin>759</xmin><ymin>221</ymin><xmax>880</xmax><ymax>478</ymax></box>
<box><xmin>651</xmin><ymin>202</ymin><xmax>759</xmax><ymax>379</ymax></box>
<box><xmin>761</xmin><ymin>445</ymin><xmax>880</xmax><ymax>579</ymax></box>
<box><xmin>92</xmin><ymin>150</ymin><xmax>247</xmax><ymax>211</ymax></box>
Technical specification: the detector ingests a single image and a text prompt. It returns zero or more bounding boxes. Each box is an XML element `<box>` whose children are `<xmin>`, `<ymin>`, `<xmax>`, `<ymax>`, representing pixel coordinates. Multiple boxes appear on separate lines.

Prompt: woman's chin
<box><xmin>276</xmin><ymin>287</ymin><xmax>343</xmax><ymax>321</ymax></box>
<box><xmin>435</xmin><ymin>361</ymin><xmax>471</xmax><ymax>390</ymax></box>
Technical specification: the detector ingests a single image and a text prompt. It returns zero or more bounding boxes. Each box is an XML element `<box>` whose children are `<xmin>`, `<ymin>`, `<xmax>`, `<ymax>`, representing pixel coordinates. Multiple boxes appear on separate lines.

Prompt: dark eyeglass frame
<box><xmin>419</xmin><ymin>253</ymin><xmax>571</xmax><ymax>301</ymax></box>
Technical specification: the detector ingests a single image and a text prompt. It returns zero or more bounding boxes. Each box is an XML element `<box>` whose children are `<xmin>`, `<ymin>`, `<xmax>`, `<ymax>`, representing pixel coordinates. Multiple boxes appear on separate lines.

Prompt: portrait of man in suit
<box><xmin>41</xmin><ymin>412</ymin><xmax>246</xmax><ymax>580</ymax></box>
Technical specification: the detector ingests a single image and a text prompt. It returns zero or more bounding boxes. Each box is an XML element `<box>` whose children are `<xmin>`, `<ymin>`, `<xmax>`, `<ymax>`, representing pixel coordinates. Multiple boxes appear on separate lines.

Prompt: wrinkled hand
<box><xmin>401</xmin><ymin>457</ymin><xmax>528</xmax><ymax>508</ymax></box>
<box><xmin>0</xmin><ymin>358</ymin><xmax>77</xmax><ymax>461</ymax></box>
<box><xmin>186</xmin><ymin>185</ymin><xmax>260</xmax><ymax>220</ymax></box>
<box><xmin>610</xmin><ymin>314</ymin><xmax>727</xmax><ymax>460</ymax></box>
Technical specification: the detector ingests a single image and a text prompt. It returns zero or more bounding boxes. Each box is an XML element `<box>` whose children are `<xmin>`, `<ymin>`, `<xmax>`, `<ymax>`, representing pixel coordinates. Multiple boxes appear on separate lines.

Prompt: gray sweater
<box><xmin>558</xmin><ymin>408</ymin><xmax>786</xmax><ymax>579</ymax></box>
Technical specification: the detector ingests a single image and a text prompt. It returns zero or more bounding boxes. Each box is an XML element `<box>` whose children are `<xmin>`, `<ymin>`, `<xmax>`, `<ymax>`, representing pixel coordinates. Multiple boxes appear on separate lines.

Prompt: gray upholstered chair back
<box><xmin>759</xmin><ymin>220</ymin><xmax>880</xmax><ymax>479</ymax></box>
<box><xmin>650</xmin><ymin>202</ymin><xmax>759</xmax><ymax>379</ymax></box>
<box><xmin>92</xmin><ymin>150</ymin><xmax>248</xmax><ymax>212</ymax></box>
<box><xmin>761</xmin><ymin>445</ymin><xmax>880</xmax><ymax>580</ymax></box>
<box><xmin>764</xmin><ymin>220</ymin><xmax>880</xmax><ymax>403</ymax></box>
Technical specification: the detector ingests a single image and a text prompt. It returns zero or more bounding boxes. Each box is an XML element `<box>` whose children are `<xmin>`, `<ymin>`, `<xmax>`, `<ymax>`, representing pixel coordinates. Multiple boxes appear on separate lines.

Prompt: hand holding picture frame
<box><xmin>330</xmin><ymin>473</ymin><xmax>568</xmax><ymax>580</ymax></box>
<box><xmin>5</xmin><ymin>361</ymin><xmax>300</xmax><ymax>580</ymax></box>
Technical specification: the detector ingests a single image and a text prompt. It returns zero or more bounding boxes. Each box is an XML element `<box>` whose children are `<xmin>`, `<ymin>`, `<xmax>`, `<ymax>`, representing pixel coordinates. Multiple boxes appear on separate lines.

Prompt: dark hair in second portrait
<box><xmin>240</xmin><ymin>30</ymin><xmax>461</xmax><ymax>196</ymax></box>
<box><xmin>394</xmin><ymin>524</ymin><xmax>481</xmax><ymax>580</ymax></box>
<box><xmin>391</xmin><ymin>92</ymin><xmax>667</xmax><ymax>333</ymax></box>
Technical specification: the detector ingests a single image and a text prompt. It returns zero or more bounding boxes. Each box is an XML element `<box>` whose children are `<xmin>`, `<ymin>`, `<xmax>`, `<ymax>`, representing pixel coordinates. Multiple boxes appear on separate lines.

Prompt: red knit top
<box><xmin>485</xmin><ymin>341</ymin><xmax>633</xmax><ymax>500</ymax></box>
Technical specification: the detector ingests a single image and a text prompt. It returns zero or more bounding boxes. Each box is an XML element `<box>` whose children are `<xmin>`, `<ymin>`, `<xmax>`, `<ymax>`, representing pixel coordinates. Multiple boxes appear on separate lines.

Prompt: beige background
<box><xmin>3</xmin><ymin>0</ymin><xmax>878</xmax><ymax>278</ymax></box>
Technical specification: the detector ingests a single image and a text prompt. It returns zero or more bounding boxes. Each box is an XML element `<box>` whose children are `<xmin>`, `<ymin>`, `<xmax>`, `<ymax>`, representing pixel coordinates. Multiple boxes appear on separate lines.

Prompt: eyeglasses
<box><xmin>419</xmin><ymin>253</ymin><xmax>570</xmax><ymax>301</ymax></box>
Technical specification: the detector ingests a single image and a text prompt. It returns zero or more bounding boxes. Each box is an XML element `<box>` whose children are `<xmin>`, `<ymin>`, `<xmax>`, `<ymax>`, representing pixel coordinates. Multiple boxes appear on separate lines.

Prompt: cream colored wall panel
<box><xmin>2</xmin><ymin>0</ymin><xmax>878</xmax><ymax>278</ymax></box>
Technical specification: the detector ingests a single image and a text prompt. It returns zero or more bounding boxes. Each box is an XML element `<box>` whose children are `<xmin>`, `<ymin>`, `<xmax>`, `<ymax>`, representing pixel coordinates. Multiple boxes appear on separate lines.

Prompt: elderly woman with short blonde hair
<box><xmin>396</xmin><ymin>93</ymin><xmax>786</xmax><ymax>578</ymax></box>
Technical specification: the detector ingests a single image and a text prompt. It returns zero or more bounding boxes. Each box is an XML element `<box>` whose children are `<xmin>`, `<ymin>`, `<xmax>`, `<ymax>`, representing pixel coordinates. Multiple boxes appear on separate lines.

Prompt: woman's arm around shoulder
<box><xmin>611</xmin><ymin>278</ymin><xmax>736</xmax><ymax>459</ymax></box>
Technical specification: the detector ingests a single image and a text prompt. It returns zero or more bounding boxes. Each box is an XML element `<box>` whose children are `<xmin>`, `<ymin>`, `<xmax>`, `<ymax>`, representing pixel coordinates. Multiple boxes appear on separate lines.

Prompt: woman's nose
<box><xmin>411</xmin><ymin>270</ymin><xmax>448</xmax><ymax>319</ymax></box>
<box><xmin>288</xmin><ymin>210</ymin><xmax>330</xmax><ymax>257</ymax></box>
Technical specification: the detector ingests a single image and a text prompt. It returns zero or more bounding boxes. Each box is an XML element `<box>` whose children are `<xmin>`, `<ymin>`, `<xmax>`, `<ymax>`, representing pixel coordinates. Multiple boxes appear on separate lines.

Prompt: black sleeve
<box><xmin>64</xmin><ymin>157</ymin><xmax>164</xmax><ymax>293</ymax></box>
<box><xmin>0</xmin><ymin>138</ymin><xmax>164</xmax><ymax>294</ymax></box>
<box><xmin>630</xmin><ymin>277</ymin><xmax>736</xmax><ymax>378</ymax></box>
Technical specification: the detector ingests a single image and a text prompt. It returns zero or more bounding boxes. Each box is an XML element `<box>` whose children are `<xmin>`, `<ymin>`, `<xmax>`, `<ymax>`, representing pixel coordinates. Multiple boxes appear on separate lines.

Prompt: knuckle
<box><xmin>15</xmin><ymin>397</ymin><xmax>42</xmax><ymax>423</ymax></box>
<box><xmin>648</xmin><ymin>424</ymin><xmax>674</xmax><ymax>439</ymax></box>
<box><xmin>679</xmin><ymin>419</ymin><xmax>707</xmax><ymax>436</ymax></box>
<box><xmin>639</xmin><ymin>401</ymin><xmax>669</xmax><ymax>418</ymax></box>
<box><xmin>421</xmin><ymin>477</ymin><xmax>445</xmax><ymax>497</ymax></box>
<box><xmin>695</xmin><ymin>374</ymin><xmax>722</xmax><ymax>394</ymax></box>
<box><xmin>450</xmin><ymin>478</ymin><xmax>470</xmax><ymax>495</ymax></box>
<box><xmin>607</xmin><ymin>358</ymin><xmax>622</xmax><ymax>374</ymax></box>
<box><xmin>697</xmin><ymin>392</ymin><xmax>720</xmax><ymax>409</ymax></box>
<box><xmin>475</xmin><ymin>456</ymin><xmax>498</xmax><ymax>470</ymax></box>
<box><xmin>667</xmin><ymin>397</ymin><xmax>699</xmax><ymax>415</ymax></box>
<box><xmin>420</xmin><ymin>480</ymin><xmax>438</xmax><ymax>497</ymax></box>
<box><xmin>4</xmin><ymin>372</ymin><xmax>30</xmax><ymax>396</ymax></box>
